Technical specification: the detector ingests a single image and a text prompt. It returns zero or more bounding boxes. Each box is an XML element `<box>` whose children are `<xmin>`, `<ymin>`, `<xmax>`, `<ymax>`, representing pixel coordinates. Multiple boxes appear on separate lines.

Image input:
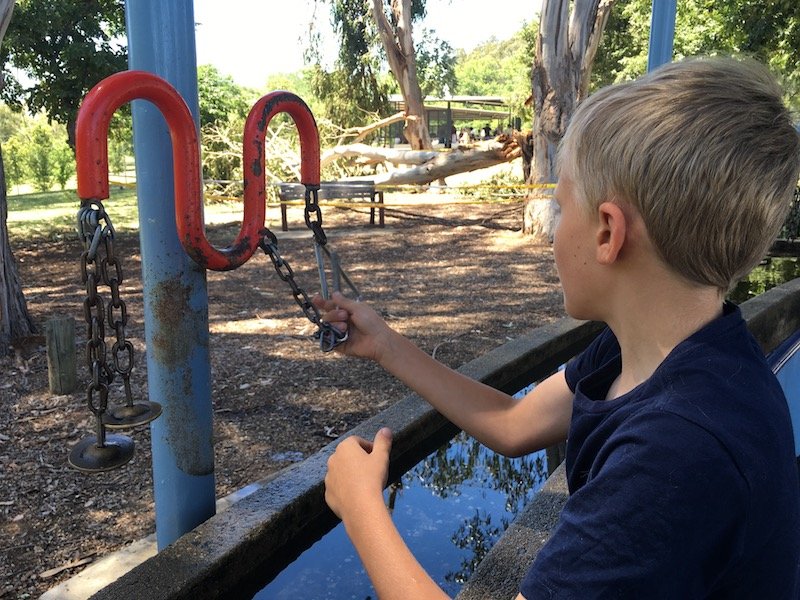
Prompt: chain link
<box><xmin>257</xmin><ymin>186</ymin><xmax>349</xmax><ymax>352</ymax></box>
<box><xmin>78</xmin><ymin>201</ymin><xmax>137</xmax><ymax>413</ymax></box>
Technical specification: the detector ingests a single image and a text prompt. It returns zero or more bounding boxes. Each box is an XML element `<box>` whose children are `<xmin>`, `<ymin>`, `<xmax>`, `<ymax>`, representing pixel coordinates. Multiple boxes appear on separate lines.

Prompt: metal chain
<box><xmin>257</xmin><ymin>186</ymin><xmax>348</xmax><ymax>352</ymax></box>
<box><xmin>78</xmin><ymin>201</ymin><xmax>136</xmax><ymax>413</ymax></box>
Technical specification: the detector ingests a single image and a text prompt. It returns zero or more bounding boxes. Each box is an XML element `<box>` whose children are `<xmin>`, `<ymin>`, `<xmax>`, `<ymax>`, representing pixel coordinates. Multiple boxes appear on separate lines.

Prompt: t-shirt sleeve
<box><xmin>519</xmin><ymin>411</ymin><xmax>747</xmax><ymax>599</ymax></box>
<box><xmin>564</xmin><ymin>327</ymin><xmax>618</xmax><ymax>393</ymax></box>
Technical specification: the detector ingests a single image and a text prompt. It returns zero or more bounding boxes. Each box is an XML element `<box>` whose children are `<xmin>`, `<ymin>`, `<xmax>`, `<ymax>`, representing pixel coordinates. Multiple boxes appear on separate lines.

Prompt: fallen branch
<box><xmin>39</xmin><ymin>553</ymin><xmax>96</xmax><ymax>579</ymax></box>
<box><xmin>321</xmin><ymin>143</ymin><xmax>439</xmax><ymax>169</ymax></box>
<box><xmin>369</xmin><ymin>137</ymin><xmax>521</xmax><ymax>187</ymax></box>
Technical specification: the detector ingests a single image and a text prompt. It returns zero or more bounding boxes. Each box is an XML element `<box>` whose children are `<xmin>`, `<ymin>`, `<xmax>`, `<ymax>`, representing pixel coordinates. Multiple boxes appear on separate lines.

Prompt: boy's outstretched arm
<box><xmin>314</xmin><ymin>293</ymin><xmax>573</xmax><ymax>457</ymax></box>
<box><xmin>325</xmin><ymin>428</ymin><xmax>450</xmax><ymax>600</ymax></box>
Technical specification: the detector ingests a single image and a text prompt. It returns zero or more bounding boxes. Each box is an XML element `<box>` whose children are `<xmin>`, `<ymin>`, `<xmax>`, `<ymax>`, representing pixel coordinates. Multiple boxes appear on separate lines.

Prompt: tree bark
<box><xmin>321</xmin><ymin>143</ymin><xmax>440</xmax><ymax>169</ymax></box>
<box><xmin>524</xmin><ymin>0</ymin><xmax>615</xmax><ymax>240</ymax></box>
<box><xmin>371</xmin><ymin>0</ymin><xmax>432</xmax><ymax>150</ymax></box>
<box><xmin>0</xmin><ymin>0</ymin><xmax>35</xmax><ymax>355</ymax></box>
<box><xmin>347</xmin><ymin>138</ymin><xmax>521</xmax><ymax>187</ymax></box>
<box><xmin>0</xmin><ymin>143</ymin><xmax>36</xmax><ymax>355</ymax></box>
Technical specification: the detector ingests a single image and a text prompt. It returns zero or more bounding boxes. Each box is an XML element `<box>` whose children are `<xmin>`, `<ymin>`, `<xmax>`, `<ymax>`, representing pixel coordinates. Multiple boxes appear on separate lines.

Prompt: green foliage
<box><xmin>453</xmin><ymin>22</ymin><xmax>537</xmax><ymax>117</ymax></box>
<box><xmin>195</xmin><ymin>66</ymin><xmax>260</xmax><ymax>184</ymax></box>
<box><xmin>197</xmin><ymin>64</ymin><xmax>251</xmax><ymax>128</ymax></box>
<box><xmin>3</xmin><ymin>137</ymin><xmax>26</xmax><ymax>191</ymax></box>
<box><xmin>0</xmin><ymin>103</ymin><xmax>24</xmax><ymax>142</ymax></box>
<box><xmin>1</xmin><ymin>0</ymin><xmax>127</xmax><ymax>146</ymax></box>
<box><xmin>52</xmin><ymin>142</ymin><xmax>75</xmax><ymax>190</ymax></box>
<box><xmin>3</xmin><ymin>114</ymin><xmax>75</xmax><ymax>192</ymax></box>
<box><xmin>265</xmin><ymin>71</ymin><xmax>318</xmax><ymax>105</ymax></box>
<box><xmin>592</xmin><ymin>0</ymin><xmax>800</xmax><ymax>108</ymax></box>
<box><xmin>728</xmin><ymin>257</ymin><xmax>800</xmax><ymax>304</ymax></box>
<box><xmin>308</xmin><ymin>63</ymin><xmax>389</xmax><ymax>129</ymax></box>
<box><xmin>414</xmin><ymin>28</ymin><xmax>457</xmax><ymax>97</ymax></box>
<box><xmin>26</xmin><ymin>123</ymin><xmax>55</xmax><ymax>192</ymax></box>
<box><xmin>309</xmin><ymin>0</ymin><xmax>454</xmax><ymax>128</ymax></box>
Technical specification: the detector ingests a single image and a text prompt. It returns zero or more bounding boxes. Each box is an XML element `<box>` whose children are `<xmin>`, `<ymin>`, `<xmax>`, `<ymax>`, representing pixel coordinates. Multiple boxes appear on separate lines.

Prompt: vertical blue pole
<box><xmin>647</xmin><ymin>0</ymin><xmax>678</xmax><ymax>72</ymax></box>
<box><xmin>124</xmin><ymin>0</ymin><xmax>216</xmax><ymax>549</ymax></box>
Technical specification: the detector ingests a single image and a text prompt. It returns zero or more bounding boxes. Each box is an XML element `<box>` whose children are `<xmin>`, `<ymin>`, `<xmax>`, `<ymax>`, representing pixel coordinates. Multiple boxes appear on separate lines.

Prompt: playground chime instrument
<box><xmin>68</xmin><ymin>71</ymin><xmax>357</xmax><ymax>472</ymax></box>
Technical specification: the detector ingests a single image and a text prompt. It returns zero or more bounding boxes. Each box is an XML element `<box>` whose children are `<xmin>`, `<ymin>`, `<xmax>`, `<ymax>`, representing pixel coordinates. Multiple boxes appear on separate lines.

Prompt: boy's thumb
<box><xmin>372</xmin><ymin>427</ymin><xmax>393</xmax><ymax>457</ymax></box>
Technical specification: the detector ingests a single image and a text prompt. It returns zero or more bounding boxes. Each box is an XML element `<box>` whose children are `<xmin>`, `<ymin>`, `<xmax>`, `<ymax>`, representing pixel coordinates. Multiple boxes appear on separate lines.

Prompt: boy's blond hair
<box><xmin>559</xmin><ymin>56</ymin><xmax>800</xmax><ymax>291</ymax></box>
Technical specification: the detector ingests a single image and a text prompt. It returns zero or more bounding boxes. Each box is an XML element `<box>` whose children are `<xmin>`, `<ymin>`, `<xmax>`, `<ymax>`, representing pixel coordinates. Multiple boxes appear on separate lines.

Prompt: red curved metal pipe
<box><xmin>76</xmin><ymin>70</ymin><xmax>260</xmax><ymax>271</ymax></box>
<box><xmin>242</xmin><ymin>90</ymin><xmax>321</xmax><ymax>220</ymax></box>
<box><xmin>76</xmin><ymin>70</ymin><xmax>201</xmax><ymax>236</ymax></box>
<box><xmin>76</xmin><ymin>74</ymin><xmax>322</xmax><ymax>271</ymax></box>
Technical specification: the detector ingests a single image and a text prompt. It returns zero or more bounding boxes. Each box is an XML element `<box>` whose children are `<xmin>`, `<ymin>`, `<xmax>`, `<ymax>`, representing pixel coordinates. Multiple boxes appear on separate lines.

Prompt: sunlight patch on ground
<box><xmin>209</xmin><ymin>317</ymin><xmax>284</xmax><ymax>334</ymax></box>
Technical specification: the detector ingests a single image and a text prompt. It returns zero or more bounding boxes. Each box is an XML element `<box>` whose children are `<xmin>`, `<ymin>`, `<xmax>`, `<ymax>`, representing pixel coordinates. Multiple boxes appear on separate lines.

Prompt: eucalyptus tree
<box><xmin>0</xmin><ymin>0</ymin><xmax>35</xmax><ymax>355</ymax></box>
<box><xmin>526</xmin><ymin>0</ymin><xmax>800</xmax><ymax>239</ymax></box>
<box><xmin>370</xmin><ymin>0</ymin><xmax>431</xmax><ymax>148</ymax></box>
<box><xmin>0</xmin><ymin>0</ymin><xmax>127</xmax><ymax>150</ymax></box>
<box><xmin>524</xmin><ymin>0</ymin><xmax>615</xmax><ymax>239</ymax></box>
<box><xmin>311</xmin><ymin>0</ymin><xmax>456</xmax><ymax>150</ymax></box>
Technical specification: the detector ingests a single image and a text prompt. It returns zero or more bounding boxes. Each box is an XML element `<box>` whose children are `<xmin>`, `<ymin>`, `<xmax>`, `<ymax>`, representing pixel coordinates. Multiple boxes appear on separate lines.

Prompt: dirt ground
<box><xmin>0</xmin><ymin>197</ymin><xmax>565</xmax><ymax>599</ymax></box>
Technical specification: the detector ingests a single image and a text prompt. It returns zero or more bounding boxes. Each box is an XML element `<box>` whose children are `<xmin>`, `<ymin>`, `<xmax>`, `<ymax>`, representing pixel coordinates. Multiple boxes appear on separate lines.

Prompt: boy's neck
<box><xmin>603</xmin><ymin>276</ymin><xmax>724</xmax><ymax>400</ymax></box>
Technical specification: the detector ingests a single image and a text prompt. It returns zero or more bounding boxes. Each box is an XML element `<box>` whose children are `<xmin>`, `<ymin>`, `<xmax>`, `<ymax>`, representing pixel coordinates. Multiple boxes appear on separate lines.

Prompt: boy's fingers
<box><xmin>372</xmin><ymin>427</ymin><xmax>393</xmax><ymax>459</ymax></box>
<box><xmin>331</xmin><ymin>291</ymin><xmax>358</xmax><ymax>311</ymax></box>
<box><xmin>355</xmin><ymin>437</ymin><xmax>374</xmax><ymax>452</ymax></box>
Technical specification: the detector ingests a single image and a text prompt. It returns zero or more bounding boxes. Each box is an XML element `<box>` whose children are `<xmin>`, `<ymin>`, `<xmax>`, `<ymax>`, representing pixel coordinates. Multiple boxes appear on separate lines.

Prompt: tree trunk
<box><xmin>321</xmin><ymin>143</ymin><xmax>440</xmax><ymax>169</ymax></box>
<box><xmin>0</xmin><ymin>143</ymin><xmax>36</xmax><ymax>354</ymax></box>
<box><xmin>348</xmin><ymin>138</ymin><xmax>521</xmax><ymax>187</ymax></box>
<box><xmin>524</xmin><ymin>0</ymin><xmax>615</xmax><ymax>240</ymax></box>
<box><xmin>371</xmin><ymin>0</ymin><xmax>432</xmax><ymax>150</ymax></box>
<box><xmin>0</xmin><ymin>0</ymin><xmax>35</xmax><ymax>355</ymax></box>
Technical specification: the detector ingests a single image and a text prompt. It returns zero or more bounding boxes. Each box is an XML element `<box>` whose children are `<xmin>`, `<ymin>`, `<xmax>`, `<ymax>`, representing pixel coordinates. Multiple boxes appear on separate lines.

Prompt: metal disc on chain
<box><xmin>68</xmin><ymin>433</ymin><xmax>135</xmax><ymax>472</ymax></box>
<box><xmin>102</xmin><ymin>400</ymin><xmax>163</xmax><ymax>429</ymax></box>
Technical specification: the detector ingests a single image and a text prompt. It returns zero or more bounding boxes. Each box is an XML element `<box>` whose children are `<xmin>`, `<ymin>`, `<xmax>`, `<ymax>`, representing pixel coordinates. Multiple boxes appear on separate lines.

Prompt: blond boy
<box><xmin>316</xmin><ymin>57</ymin><xmax>800</xmax><ymax>599</ymax></box>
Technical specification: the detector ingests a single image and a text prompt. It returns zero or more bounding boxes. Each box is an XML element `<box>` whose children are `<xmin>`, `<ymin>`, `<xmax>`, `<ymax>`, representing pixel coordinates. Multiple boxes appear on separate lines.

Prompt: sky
<box><xmin>193</xmin><ymin>0</ymin><xmax>541</xmax><ymax>89</ymax></box>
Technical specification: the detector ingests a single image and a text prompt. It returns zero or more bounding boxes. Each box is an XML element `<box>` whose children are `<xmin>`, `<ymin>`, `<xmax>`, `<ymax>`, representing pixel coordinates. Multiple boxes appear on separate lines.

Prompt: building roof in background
<box><xmin>388</xmin><ymin>94</ymin><xmax>511</xmax><ymax>121</ymax></box>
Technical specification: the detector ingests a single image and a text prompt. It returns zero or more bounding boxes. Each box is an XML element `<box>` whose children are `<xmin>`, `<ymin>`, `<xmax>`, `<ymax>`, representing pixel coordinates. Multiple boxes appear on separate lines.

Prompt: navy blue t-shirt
<box><xmin>520</xmin><ymin>304</ymin><xmax>800</xmax><ymax>599</ymax></box>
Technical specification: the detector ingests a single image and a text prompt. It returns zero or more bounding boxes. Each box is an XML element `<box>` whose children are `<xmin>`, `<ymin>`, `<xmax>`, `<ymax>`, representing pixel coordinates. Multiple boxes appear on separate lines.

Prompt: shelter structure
<box><xmin>386</xmin><ymin>94</ymin><xmax>515</xmax><ymax>147</ymax></box>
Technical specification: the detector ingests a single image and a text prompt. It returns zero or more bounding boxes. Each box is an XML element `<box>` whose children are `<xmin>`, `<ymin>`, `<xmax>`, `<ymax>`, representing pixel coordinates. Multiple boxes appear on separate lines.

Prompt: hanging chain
<box><xmin>258</xmin><ymin>186</ymin><xmax>349</xmax><ymax>352</ymax></box>
<box><xmin>78</xmin><ymin>201</ymin><xmax>136</xmax><ymax>413</ymax></box>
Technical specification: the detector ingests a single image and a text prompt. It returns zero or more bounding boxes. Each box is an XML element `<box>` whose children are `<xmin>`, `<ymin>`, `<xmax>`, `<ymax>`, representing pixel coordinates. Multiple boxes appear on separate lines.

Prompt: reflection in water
<box><xmin>728</xmin><ymin>257</ymin><xmax>800</xmax><ymax>304</ymax></box>
<box><xmin>255</xmin><ymin>432</ymin><xmax>548</xmax><ymax>599</ymax></box>
<box><xmin>399</xmin><ymin>433</ymin><xmax>547</xmax><ymax>586</ymax></box>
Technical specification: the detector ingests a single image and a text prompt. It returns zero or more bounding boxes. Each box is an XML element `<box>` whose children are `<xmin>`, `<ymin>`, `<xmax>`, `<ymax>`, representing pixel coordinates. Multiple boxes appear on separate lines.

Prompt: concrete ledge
<box><xmin>85</xmin><ymin>318</ymin><xmax>604</xmax><ymax>599</ymax></box>
<box><xmin>61</xmin><ymin>279</ymin><xmax>800</xmax><ymax>600</ymax></box>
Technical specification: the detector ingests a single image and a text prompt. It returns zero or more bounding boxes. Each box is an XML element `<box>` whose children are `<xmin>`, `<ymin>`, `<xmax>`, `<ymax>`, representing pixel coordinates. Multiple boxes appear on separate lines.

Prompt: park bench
<box><xmin>277</xmin><ymin>180</ymin><xmax>385</xmax><ymax>231</ymax></box>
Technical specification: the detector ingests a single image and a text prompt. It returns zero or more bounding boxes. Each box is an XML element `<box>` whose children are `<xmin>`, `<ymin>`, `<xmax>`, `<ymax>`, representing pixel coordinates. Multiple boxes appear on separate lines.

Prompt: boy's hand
<box><xmin>312</xmin><ymin>292</ymin><xmax>394</xmax><ymax>363</ymax></box>
<box><xmin>325</xmin><ymin>427</ymin><xmax>393</xmax><ymax>521</ymax></box>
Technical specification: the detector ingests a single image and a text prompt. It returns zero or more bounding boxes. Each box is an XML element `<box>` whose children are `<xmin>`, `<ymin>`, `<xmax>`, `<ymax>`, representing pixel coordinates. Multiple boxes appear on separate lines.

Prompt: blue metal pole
<box><xmin>124</xmin><ymin>0</ymin><xmax>216</xmax><ymax>549</ymax></box>
<box><xmin>647</xmin><ymin>0</ymin><xmax>678</xmax><ymax>72</ymax></box>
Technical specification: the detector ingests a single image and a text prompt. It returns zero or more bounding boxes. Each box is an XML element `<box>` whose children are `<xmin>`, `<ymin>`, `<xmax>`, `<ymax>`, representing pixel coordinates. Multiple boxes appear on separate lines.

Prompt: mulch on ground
<box><xmin>1</xmin><ymin>199</ymin><xmax>565</xmax><ymax>599</ymax></box>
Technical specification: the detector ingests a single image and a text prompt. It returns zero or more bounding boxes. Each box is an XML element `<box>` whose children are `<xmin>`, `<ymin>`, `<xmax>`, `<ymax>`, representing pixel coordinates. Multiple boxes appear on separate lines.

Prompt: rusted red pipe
<box><xmin>242</xmin><ymin>90</ymin><xmax>321</xmax><ymax>221</ymax></box>
<box><xmin>76</xmin><ymin>70</ymin><xmax>256</xmax><ymax>271</ymax></box>
<box><xmin>77</xmin><ymin>74</ymin><xmax>322</xmax><ymax>271</ymax></box>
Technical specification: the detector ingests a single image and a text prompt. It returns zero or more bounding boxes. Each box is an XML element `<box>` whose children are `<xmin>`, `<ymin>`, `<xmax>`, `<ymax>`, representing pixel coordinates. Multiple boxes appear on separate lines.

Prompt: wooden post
<box><xmin>45</xmin><ymin>316</ymin><xmax>76</xmax><ymax>394</ymax></box>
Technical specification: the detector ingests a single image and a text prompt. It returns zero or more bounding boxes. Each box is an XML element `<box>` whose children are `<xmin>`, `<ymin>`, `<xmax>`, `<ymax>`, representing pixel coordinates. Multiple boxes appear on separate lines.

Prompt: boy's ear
<box><xmin>595</xmin><ymin>201</ymin><xmax>627</xmax><ymax>265</ymax></box>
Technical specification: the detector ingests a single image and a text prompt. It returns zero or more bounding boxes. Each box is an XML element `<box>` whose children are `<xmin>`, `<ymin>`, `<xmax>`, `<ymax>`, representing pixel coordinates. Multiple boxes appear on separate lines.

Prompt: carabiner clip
<box><xmin>313</xmin><ymin>242</ymin><xmax>361</xmax><ymax>301</ymax></box>
<box><xmin>316</xmin><ymin>322</ymin><xmax>349</xmax><ymax>353</ymax></box>
<box><xmin>312</xmin><ymin>241</ymin><xmax>361</xmax><ymax>352</ymax></box>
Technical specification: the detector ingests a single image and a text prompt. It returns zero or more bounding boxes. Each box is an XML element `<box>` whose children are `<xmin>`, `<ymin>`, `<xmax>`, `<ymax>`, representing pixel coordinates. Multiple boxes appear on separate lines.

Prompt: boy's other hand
<box><xmin>325</xmin><ymin>427</ymin><xmax>393</xmax><ymax>521</ymax></box>
<box><xmin>312</xmin><ymin>292</ymin><xmax>394</xmax><ymax>363</ymax></box>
